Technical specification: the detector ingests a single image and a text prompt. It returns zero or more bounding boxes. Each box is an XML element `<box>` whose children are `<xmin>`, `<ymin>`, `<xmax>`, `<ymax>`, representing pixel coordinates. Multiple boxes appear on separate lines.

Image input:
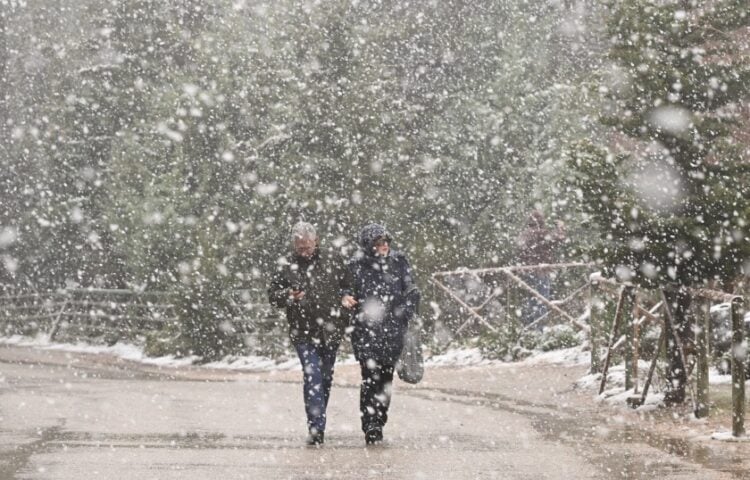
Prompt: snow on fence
<box><xmin>0</xmin><ymin>288</ymin><xmax>281</xmax><ymax>349</ymax></box>
<box><xmin>431</xmin><ymin>264</ymin><xmax>747</xmax><ymax>439</ymax></box>
<box><xmin>430</xmin><ymin>262</ymin><xmax>594</xmax><ymax>335</ymax></box>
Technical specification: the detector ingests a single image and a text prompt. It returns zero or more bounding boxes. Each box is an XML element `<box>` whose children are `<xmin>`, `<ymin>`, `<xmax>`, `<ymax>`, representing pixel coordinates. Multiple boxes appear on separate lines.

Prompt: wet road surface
<box><xmin>0</xmin><ymin>344</ymin><xmax>746</xmax><ymax>479</ymax></box>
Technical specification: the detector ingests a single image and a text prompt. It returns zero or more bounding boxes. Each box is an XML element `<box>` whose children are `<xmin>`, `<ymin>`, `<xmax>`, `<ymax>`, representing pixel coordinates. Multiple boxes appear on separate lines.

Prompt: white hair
<box><xmin>291</xmin><ymin>221</ymin><xmax>317</xmax><ymax>241</ymax></box>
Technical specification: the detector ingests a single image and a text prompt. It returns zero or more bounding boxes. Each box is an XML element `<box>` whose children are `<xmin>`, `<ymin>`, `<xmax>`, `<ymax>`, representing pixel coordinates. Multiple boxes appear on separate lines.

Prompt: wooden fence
<box><xmin>0</xmin><ymin>287</ymin><xmax>283</xmax><ymax>353</ymax></box>
<box><xmin>431</xmin><ymin>264</ymin><xmax>748</xmax><ymax>438</ymax></box>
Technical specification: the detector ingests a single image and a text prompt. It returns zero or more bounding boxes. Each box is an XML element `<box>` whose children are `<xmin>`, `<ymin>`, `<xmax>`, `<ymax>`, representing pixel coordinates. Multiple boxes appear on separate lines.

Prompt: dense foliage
<box><xmin>3</xmin><ymin>0</ymin><xmax>748</xmax><ymax>358</ymax></box>
<box><xmin>564</xmin><ymin>0</ymin><xmax>750</xmax><ymax>289</ymax></box>
<box><xmin>1</xmin><ymin>2</ymin><xmax>602</xmax><ymax>289</ymax></box>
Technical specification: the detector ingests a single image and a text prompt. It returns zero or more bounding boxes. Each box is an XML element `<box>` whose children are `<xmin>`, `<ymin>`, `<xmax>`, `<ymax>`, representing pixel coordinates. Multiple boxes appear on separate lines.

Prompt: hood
<box><xmin>358</xmin><ymin>223</ymin><xmax>392</xmax><ymax>256</ymax></box>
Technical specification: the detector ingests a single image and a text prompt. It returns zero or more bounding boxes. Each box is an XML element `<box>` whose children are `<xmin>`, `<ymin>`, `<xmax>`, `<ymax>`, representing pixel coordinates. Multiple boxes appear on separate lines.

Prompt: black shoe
<box><xmin>365</xmin><ymin>428</ymin><xmax>383</xmax><ymax>445</ymax></box>
<box><xmin>306</xmin><ymin>431</ymin><xmax>324</xmax><ymax>446</ymax></box>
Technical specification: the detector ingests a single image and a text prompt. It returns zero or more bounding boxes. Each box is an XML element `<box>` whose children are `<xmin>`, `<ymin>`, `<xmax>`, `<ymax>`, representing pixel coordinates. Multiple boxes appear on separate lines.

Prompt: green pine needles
<box><xmin>564</xmin><ymin>0</ymin><xmax>750</xmax><ymax>289</ymax></box>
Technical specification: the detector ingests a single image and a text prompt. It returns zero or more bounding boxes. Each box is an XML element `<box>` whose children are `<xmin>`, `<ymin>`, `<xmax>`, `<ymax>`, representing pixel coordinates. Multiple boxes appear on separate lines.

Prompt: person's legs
<box><xmin>376</xmin><ymin>364</ymin><xmax>395</xmax><ymax>425</ymax></box>
<box><xmin>359</xmin><ymin>360</ymin><xmax>395</xmax><ymax>441</ymax></box>
<box><xmin>521</xmin><ymin>273</ymin><xmax>551</xmax><ymax>328</ymax></box>
<box><xmin>319</xmin><ymin>341</ymin><xmax>340</xmax><ymax>410</ymax></box>
<box><xmin>294</xmin><ymin>343</ymin><xmax>326</xmax><ymax>440</ymax></box>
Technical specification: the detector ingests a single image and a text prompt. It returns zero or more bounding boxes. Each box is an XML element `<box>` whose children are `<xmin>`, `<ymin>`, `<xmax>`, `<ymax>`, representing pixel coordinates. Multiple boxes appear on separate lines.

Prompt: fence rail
<box><xmin>431</xmin><ymin>265</ymin><xmax>747</xmax><ymax>439</ymax></box>
<box><xmin>0</xmin><ymin>287</ymin><xmax>282</xmax><ymax>351</ymax></box>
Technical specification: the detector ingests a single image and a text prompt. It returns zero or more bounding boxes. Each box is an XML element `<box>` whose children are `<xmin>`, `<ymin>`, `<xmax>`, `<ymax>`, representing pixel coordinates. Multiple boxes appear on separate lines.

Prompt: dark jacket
<box><xmin>342</xmin><ymin>248</ymin><xmax>420</xmax><ymax>365</ymax></box>
<box><xmin>517</xmin><ymin>216</ymin><xmax>565</xmax><ymax>266</ymax></box>
<box><xmin>268</xmin><ymin>248</ymin><xmax>348</xmax><ymax>345</ymax></box>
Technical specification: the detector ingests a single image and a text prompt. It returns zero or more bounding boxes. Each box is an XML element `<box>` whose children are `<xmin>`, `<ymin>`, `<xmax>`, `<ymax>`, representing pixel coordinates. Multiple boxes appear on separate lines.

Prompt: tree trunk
<box><xmin>694</xmin><ymin>299</ymin><xmax>710</xmax><ymax>418</ymax></box>
<box><xmin>0</xmin><ymin>6</ymin><xmax>8</xmax><ymax>144</ymax></box>
<box><xmin>662</xmin><ymin>285</ymin><xmax>692</xmax><ymax>405</ymax></box>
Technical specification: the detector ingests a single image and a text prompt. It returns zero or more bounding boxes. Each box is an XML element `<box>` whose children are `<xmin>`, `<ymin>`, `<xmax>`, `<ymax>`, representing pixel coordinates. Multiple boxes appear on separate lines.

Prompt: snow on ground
<box><xmin>576</xmin><ymin>357</ymin><xmax>740</xmax><ymax>415</ymax></box>
<box><xmin>516</xmin><ymin>345</ymin><xmax>591</xmax><ymax>366</ymax></box>
<box><xmin>425</xmin><ymin>347</ymin><xmax>498</xmax><ymax>367</ymax></box>
<box><xmin>0</xmin><ymin>333</ymin><xmax>588</xmax><ymax>371</ymax></box>
<box><xmin>0</xmin><ymin>334</ymin><xmax>199</xmax><ymax>367</ymax></box>
<box><xmin>710</xmin><ymin>431</ymin><xmax>750</xmax><ymax>442</ymax></box>
<box><xmin>0</xmin><ymin>333</ymin><xmax>344</xmax><ymax>371</ymax></box>
<box><xmin>202</xmin><ymin>355</ymin><xmax>302</xmax><ymax>371</ymax></box>
<box><xmin>1</xmin><ymin>333</ymin><xmax>589</xmax><ymax>372</ymax></box>
<box><xmin>0</xmin><ymin>332</ymin><xmax>743</xmax><ymax>397</ymax></box>
<box><xmin>425</xmin><ymin>345</ymin><xmax>590</xmax><ymax>368</ymax></box>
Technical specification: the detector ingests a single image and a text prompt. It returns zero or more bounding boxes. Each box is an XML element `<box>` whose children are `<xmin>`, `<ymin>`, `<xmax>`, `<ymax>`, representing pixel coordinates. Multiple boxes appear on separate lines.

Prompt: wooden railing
<box><xmin>0</xmin><ymin>287</ymin><xmax>281</xmax><ymax>349</ymax></box>
<box><xmin>431</xmin><ymin>262</ymin><xmax>594</xmax><ymax>335</ymax></box>
<box><xmin>431</xmin><ymin>265</ymin><xmax>747</xmax><ymax>438</ymax></box>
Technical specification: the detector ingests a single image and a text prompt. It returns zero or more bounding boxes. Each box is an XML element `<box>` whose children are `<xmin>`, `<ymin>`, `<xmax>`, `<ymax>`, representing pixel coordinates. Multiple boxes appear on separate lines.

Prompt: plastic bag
<box><xmin>397</xmin><ymin>316</ymin><xmax>424</xmax><ymax>384</ymax></box>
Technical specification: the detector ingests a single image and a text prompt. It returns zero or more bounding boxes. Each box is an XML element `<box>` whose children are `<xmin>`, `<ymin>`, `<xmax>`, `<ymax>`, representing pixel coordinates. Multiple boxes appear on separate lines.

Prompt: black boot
<box><xmin>365</xmin><ymin>427</ymin><xmax>383</xmax><ymax>445</ymax></box>
<box><xmin>306</xmin><ymin>431</ymin><xmax>324</xmax><ymax>446</ymax></box>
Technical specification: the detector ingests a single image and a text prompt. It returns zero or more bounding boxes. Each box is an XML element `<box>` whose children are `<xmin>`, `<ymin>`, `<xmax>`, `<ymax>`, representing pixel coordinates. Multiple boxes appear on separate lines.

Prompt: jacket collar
<box><xmin>293</xmin><ymin>249</ymin><xmax>320</xmax><ymax>266</ymax></box>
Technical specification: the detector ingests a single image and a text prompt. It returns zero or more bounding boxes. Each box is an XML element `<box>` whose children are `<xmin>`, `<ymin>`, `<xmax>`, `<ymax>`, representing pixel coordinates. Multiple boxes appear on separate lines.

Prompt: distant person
<box><xmin>268</xmin><ymin>222</ymin><xmax>348</xmax><ymax>446</ymax></box>
<box><xmin>516</xmin><ymin>210</ymin><xmax>566</xmax><ymax>327</ymax></box>
<box><xmin>341</xmin><ymin>224</ymin><xmax>420</xmax><ymax>445</ymax></box>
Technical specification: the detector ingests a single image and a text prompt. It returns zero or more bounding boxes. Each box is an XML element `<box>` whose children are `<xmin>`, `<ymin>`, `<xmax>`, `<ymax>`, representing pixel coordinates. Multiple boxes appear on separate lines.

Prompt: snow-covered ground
<box><xmin>0</xmin><ymin>333</ymin><xmax>738</xmax><ymax>390</ymax></box>
<box><xmin>3</xmin><ymin>331</ymin><xmax>749</xmax><ymax>450</ymax></box>
<box><xmin>0</xmin><ymin>336</ymin><xmax>542</xmax><ymax>370</ymax></box>
<box><xmin>0</xmin><ymin>334</ymin><xmax>301</xmax><ymax>370</ymax></box>
<box><xmin>0</xmin><ymin>332</ymin><xmax>594</xmax><ymax>373</ymax></box>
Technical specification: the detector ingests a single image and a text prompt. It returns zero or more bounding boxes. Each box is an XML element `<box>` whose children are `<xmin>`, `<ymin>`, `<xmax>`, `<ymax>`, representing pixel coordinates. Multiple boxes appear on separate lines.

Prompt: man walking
<box><xmin>268</xmin><ymin>222</ymin><xmax>348</xmax><ymax>445</ymax></box>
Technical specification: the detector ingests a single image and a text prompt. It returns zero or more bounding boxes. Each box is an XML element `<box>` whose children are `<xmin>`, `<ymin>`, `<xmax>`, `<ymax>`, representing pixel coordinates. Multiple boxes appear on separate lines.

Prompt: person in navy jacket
<box><xmin>341</xmin><ymin>223</ymin><xmax>420</xmax><ymax>445</ymax></box>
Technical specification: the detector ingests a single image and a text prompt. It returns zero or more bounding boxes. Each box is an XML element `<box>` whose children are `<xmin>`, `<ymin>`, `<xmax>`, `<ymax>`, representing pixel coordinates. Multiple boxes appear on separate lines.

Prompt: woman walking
<box><xmin>341</xmin><ymin>224</ymin><xmax>420</xmax><ymax>445</ymax></box>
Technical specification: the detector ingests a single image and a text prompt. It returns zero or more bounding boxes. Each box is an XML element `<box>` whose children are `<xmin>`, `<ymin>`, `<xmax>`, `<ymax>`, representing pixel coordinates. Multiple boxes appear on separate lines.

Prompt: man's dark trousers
<box><xmin>294</xmin><ymin>342</ymin><xmax>339</xmax><ymax>434</ymax></box>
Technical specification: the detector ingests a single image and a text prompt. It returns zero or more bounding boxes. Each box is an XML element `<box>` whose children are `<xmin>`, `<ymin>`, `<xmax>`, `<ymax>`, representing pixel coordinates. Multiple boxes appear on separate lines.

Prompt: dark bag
<box><xmin>397</xmin><ymin>316</ymin><xmax>424</xmax><ymax>384</ymax></box>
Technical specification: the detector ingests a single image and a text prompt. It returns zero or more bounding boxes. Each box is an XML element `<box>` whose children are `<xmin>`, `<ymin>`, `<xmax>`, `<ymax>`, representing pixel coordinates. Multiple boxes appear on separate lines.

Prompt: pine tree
<box><xmin>564</xmin><ymin>0</ymin><xmax>750</xmax><ymax>404</ymax></box>
<box><xmin>565</xmin><ymin>0</ymin><xmax>750</xmax><ymax>290</ymax></box>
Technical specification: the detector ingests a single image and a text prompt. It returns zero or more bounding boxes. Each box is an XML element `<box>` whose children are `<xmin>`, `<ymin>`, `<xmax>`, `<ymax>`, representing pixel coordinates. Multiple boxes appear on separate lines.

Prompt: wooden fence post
<box><xmin>599</xmin><ymin>286</ymin><xmax>628</xmax><ymax>395</ymax></box>
<box><xmin>623</xmin><ymin>286</ymin><xmax>635</xmax><ymax>391</ymax></box>
<box><xmin>731</xmin><ymin>296</ymin><xmax>745</xmax><ymax>437</ymax></box>
<box><xmin>47</xmin><ymin>298</ymin><xmax>69</xmax><ymax>342</ymax></box>
<box><xmin>694</xmin><ymin>298</ymin><xmax>710</xmax><ymax>419</ymax></box>
<box><xmin>589</xmin><ymin>280</ymin><xmax>600</xmax><ymax>374</ymax></box>
<box><xmin>636</xmin><ymin>320</ymin><xmax>666</xmax><ymax>407</ymax></box>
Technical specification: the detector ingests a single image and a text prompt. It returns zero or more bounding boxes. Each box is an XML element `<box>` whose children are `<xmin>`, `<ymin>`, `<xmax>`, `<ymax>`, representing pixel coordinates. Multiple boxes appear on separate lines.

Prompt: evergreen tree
<box><xmin>565</xmin><ymin>0</ymin><xmax>750</xmax><ymax>290</ymax></box>
<box><xmin>1</xmin><ymin>0</ymin><xmax>614</xmax><ymax>355</ymax></box>
<box><xmin>563</xmin><ymin>0</ymin><xmax>750</xmax><ymax>404</ymax></box>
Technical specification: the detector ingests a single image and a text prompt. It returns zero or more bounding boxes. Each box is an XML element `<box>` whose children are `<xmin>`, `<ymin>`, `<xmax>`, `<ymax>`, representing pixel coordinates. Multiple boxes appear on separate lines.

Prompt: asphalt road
<box><xmin>0</xmin><ymin>344</ymin><xmax>744</xmax><ymax>479</ymax></box>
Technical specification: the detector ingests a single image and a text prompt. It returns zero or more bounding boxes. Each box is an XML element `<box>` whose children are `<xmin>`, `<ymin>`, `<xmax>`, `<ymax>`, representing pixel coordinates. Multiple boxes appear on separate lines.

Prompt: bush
<box><xmin>476</xmin><ymin>322</ymin><xmax>535</xmax><ymax>361</ymax></box>
<box><xmin>143</xmin><ymin>321</ymin><xmax>191</xmax><ymax>358</ymax></box>
<box><xmin>538</xmin><ymin>324</ymin><xmax>582</xmax><ymax>352</ymax></box>
<box><xmin>476</xmin><ymin>321</ymin><xmax>584</xmax><ymax>361</ymax></box>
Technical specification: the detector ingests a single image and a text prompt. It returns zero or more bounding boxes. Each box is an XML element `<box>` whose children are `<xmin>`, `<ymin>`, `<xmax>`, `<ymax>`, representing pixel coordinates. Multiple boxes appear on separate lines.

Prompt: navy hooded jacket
<box><xmin>342</xmin><ymin>224</ymin><xmax>420</xmax><ymax>364</ymax></box>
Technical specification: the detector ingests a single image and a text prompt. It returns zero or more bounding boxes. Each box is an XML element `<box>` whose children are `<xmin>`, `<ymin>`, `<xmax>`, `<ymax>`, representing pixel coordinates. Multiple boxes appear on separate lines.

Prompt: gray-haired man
<box><xmin>268</xmin><ymin>222</ymin><xmax>348</xmax><ymax>445</ymax></box>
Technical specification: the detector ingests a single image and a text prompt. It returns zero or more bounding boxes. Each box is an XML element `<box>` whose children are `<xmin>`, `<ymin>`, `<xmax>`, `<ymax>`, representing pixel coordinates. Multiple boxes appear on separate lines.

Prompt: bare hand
<box><xmin>341</xmin><ymin>295</ymin><xmax>358</xmax><ymax>309</ymax></box>
<box><xmin>290</xmin><ymin>289</ymin><xmax>306</xmax><ymax>301</ymax></box>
